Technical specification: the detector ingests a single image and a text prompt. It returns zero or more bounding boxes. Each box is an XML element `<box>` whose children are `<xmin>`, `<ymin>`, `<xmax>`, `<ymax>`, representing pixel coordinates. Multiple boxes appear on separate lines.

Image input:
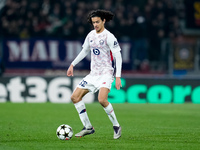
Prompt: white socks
<box><xmin>74</xmin><ymin>101</ymin><xmax>92</xmax><ymax>129</ymax></box>
<box><xmin>104</xmin><ymin>103</ymin><xmax>120</xmax><ymax>127</ymax></box>
<box><xmin>74</xmin><ymin>101</ymin><xmax>119</xmax><ymax>128</ymax></box>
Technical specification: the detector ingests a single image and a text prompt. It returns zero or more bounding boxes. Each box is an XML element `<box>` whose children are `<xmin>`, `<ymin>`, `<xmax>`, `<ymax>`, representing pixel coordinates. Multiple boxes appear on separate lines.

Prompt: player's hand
<box><xmin>67</xmin><ymin>64</ymin><xmax>74</xmax><ymax>76</ymax></box>
<box><xmin>115</xmin><ymin>77</ymin><xmax>122</xmax><ymax>90</ymax></box>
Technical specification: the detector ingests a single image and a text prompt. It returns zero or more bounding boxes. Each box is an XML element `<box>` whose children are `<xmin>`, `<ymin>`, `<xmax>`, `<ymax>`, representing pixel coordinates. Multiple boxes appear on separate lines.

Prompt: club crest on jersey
<box><xmin>99</xmin><ymin>40</ymin><xmax>104</xmax><ymax>45</ymax></box>
<box><xmin>93</xmin><ymin>48</ymin><xmax>100</xmax><ymax>55</ymax></box>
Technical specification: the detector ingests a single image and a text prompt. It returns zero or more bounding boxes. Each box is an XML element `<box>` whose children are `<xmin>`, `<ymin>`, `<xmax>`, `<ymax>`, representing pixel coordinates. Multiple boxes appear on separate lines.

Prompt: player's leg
<box><xmin>98</xmin><ymin>87</ymin><xmax>121</xmax><ymax>139</ymax></box>
<box><xmin>71</xmin><ymin>87</ymin><xmax>95</xmax><ymax>137</ymax></box>
<box><xmin>98</xmin><ymin>88</ymin><xmax>119</xmax><ymax>126</ymax></box>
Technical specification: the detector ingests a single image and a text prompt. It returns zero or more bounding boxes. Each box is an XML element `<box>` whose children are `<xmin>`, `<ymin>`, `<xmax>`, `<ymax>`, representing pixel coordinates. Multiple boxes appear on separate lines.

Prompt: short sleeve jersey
<box><xmin>82</xmin><ymin>29</ymin><xmax>121</xmax><ymax>76</ymax></box>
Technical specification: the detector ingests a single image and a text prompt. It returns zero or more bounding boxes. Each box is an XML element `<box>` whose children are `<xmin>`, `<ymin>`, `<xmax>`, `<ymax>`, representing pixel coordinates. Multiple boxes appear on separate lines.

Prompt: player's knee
<box><xmin>98</xmin><ymin>96</ymin><xmax>107</xmax><ymax>106</ymax></box>
<box><xmin>98</xmin><ymin>98</ymin><xmax>103</xmax><ymax>105</ymax></box>
<box><xmin>71</xmin><ymin>94</ymin><xmax>80</xmax><ymax>103</ymax></box>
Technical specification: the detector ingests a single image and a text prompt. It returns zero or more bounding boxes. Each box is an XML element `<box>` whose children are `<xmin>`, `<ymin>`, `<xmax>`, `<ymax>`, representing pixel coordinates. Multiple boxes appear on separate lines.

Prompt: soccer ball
<box><xmin>56</xmin><ymin>124</ymin><xmax>73</xmax><ymax>140</ymax></box>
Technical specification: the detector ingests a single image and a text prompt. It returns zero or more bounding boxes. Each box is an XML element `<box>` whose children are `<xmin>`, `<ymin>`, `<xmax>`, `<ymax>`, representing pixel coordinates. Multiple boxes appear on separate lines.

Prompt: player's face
<box><xmin>91</xmin><ymin>17</ymin><xmax>105</xmax><ymax>33</ymax></box>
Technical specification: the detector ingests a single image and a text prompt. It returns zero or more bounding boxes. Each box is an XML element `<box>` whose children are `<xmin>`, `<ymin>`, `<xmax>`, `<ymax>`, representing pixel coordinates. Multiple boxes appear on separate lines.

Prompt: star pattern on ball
<box><xmin>56</xmin><ymin>124</ymin><xmax>73</xmax><ymax>140</ymax></box>
<box><xmin>61</xmin><ymin>125</ymin><xmax>66</xmax><ymax>129</ymax></box>
<box><xmin>64</xmin><ymin>132</ymin><xmax>69</xmax><ymax>137</ymax></box>
<box><xmin>57</xmin><ymin>131</ymin><xmax>61</xmax><ymax>136</ymax></box>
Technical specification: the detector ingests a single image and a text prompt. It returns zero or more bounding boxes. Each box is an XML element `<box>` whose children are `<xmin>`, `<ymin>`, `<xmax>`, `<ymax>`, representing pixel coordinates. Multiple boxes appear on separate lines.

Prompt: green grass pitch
<box><xmin>0</xmin><ymin>103</ymin><xmax>200</xmax><ymax>150</ymax></box>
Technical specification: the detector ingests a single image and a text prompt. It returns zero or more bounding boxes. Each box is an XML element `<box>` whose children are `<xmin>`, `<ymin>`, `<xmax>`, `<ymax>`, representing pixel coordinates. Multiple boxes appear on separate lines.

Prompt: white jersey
<box><xmin>82</xmin><ymin>29</ymin><xmax>121</xmax><ymax>76</ymax></box>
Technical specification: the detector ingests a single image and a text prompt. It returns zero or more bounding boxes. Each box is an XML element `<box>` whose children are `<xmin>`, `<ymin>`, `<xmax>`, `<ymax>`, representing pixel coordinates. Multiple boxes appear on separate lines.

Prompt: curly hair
<box><xmin>87</xmin><ymin>9</ymin><xmax>114</xmax><ymax>24</ymax></box>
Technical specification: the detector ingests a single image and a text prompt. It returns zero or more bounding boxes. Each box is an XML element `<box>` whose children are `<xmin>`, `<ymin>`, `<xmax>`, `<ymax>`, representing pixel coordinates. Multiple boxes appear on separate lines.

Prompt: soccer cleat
<box><xmin>113</xmin><ymin>126</ymin><xmax>121</xmax><ymax>139</ymax></box>
<box><xmin>75</xmin><ymin>127</ymin><xmax>95</xmax><ymax>137</ymax></box>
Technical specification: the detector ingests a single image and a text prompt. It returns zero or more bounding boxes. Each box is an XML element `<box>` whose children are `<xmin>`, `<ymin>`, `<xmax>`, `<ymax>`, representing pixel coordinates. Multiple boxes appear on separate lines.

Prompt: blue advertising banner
<box><xmin>3</xmin><ymin>39</ymin><xmax>132</xmax><ymax>70</ymax></box>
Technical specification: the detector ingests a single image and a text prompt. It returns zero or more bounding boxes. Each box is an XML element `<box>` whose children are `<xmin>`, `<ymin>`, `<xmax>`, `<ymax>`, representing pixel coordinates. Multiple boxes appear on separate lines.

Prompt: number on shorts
<box><xmin>79</xmin><ymin>80</ymin><xmax>87</xmax><ymax>87</ymax></box>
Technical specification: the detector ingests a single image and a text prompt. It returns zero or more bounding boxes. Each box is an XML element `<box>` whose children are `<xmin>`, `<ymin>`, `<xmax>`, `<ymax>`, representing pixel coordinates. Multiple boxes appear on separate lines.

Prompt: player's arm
<box><xmin>67</xmin><ymin>47</ymin><xmax>90</xmax><ymax>77</ymax></box>
<box><xmin>67</xmin><ymin>33</ymin><xmax>90</xmax><ymax>77</ymax></box>
<box><xmin>107</xmin><ymin>33</ymin><xmax>122</xmax><ymax>90</ymax></box>
<box><xmin>112</xmin><ymin>51</ymin><xmax>122</xmax><ymax>90</ymax></box>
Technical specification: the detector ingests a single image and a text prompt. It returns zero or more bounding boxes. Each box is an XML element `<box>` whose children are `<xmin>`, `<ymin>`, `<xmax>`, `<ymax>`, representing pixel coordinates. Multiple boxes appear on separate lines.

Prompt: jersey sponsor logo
<box><xmin>99</xmin><ymin>40</ymin><xmax>104</xmax><ymax>45</ymax></box>
<box><xmin>93</xmin><ymin>49</ymin><xmax>100</xmax><ymax>55</ymax></box>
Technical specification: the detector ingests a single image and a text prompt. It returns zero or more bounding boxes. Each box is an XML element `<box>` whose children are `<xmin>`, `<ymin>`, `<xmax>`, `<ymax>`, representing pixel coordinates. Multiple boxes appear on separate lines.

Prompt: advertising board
<box><xmin>0</xmin><ymin>76</ymin><xmax>199</xmax><ymax>103</ymax></box>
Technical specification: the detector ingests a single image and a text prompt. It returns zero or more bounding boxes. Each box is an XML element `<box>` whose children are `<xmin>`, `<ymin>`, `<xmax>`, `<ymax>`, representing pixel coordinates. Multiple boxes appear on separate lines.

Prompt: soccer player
<box><xmin>67</xmin><ymin>9</ymin><xmax>122</xmax><ymax>139</ymax></box>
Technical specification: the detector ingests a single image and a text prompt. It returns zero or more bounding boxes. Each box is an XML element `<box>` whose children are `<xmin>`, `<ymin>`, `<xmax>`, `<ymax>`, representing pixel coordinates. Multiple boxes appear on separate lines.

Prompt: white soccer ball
<box><xmin>56</xmin><ymin>124</ymin><xmax>73</xmax><ymax>140</ymax></box>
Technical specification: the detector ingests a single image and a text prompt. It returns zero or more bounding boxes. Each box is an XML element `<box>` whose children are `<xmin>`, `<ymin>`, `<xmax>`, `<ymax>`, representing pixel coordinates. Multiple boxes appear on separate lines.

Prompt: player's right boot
<box><xmin>113</xmin><ymin>126</ymin><xmax>121</xmax><ymax>139</ymax></box>
<box><xmin>75</xmin><ymin>127</ymin><xmax>95</xmax><ymax>137</ymax></box>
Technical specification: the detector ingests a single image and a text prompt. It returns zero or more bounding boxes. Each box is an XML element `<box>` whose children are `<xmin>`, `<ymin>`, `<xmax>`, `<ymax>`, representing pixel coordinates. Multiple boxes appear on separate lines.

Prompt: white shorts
<box><xmin>77</xmin><ymin>74</ymin><xmax>114</xmax><ymax>93</ymax></box>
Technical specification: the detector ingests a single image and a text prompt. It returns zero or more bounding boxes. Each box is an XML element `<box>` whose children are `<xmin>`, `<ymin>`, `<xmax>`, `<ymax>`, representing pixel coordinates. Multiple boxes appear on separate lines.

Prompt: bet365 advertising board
<box><xmin>0</xmin><ymin>76</ymin><xmax>199</xmax><ymax>103</ymax></box>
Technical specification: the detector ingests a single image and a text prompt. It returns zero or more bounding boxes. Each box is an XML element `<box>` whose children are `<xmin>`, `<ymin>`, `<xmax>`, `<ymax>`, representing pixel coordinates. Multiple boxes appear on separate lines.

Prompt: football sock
<box><xmin>103</xmin><ymin>103</ymin><xmax>120</xmax><ymax>127</ymax></box>
<box><xmin>74</xmin><ymin>100</ymin><xmax>92</xmax><ymax>129</ymax></box>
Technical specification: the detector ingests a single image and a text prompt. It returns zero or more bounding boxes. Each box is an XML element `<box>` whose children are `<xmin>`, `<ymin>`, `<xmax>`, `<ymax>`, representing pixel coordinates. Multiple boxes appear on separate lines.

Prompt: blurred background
<box><xmin>0</xmin><ymin>0</ymin><xmax>200</xmax><ymax>103</ymax></box>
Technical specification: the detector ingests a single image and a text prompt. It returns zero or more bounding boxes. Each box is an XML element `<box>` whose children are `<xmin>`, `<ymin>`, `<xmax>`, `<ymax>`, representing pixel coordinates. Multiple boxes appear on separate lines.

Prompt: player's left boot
<box><xmin>113</xmin><ymin>126</ymin><xmax>121</xmax><ymax>139</ymax></box>
<box><xmin>75</xmin><ymin>127</ymin><xmax>95</xmax><ymax>137</ymax></box>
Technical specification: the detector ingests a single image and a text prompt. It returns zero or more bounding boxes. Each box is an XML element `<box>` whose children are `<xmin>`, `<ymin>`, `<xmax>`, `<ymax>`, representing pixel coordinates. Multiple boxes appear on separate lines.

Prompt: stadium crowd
<box><xmin>0</xmin><ymin>0</ymin><xmax>182</xmax><ymax>71</ymax></box>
